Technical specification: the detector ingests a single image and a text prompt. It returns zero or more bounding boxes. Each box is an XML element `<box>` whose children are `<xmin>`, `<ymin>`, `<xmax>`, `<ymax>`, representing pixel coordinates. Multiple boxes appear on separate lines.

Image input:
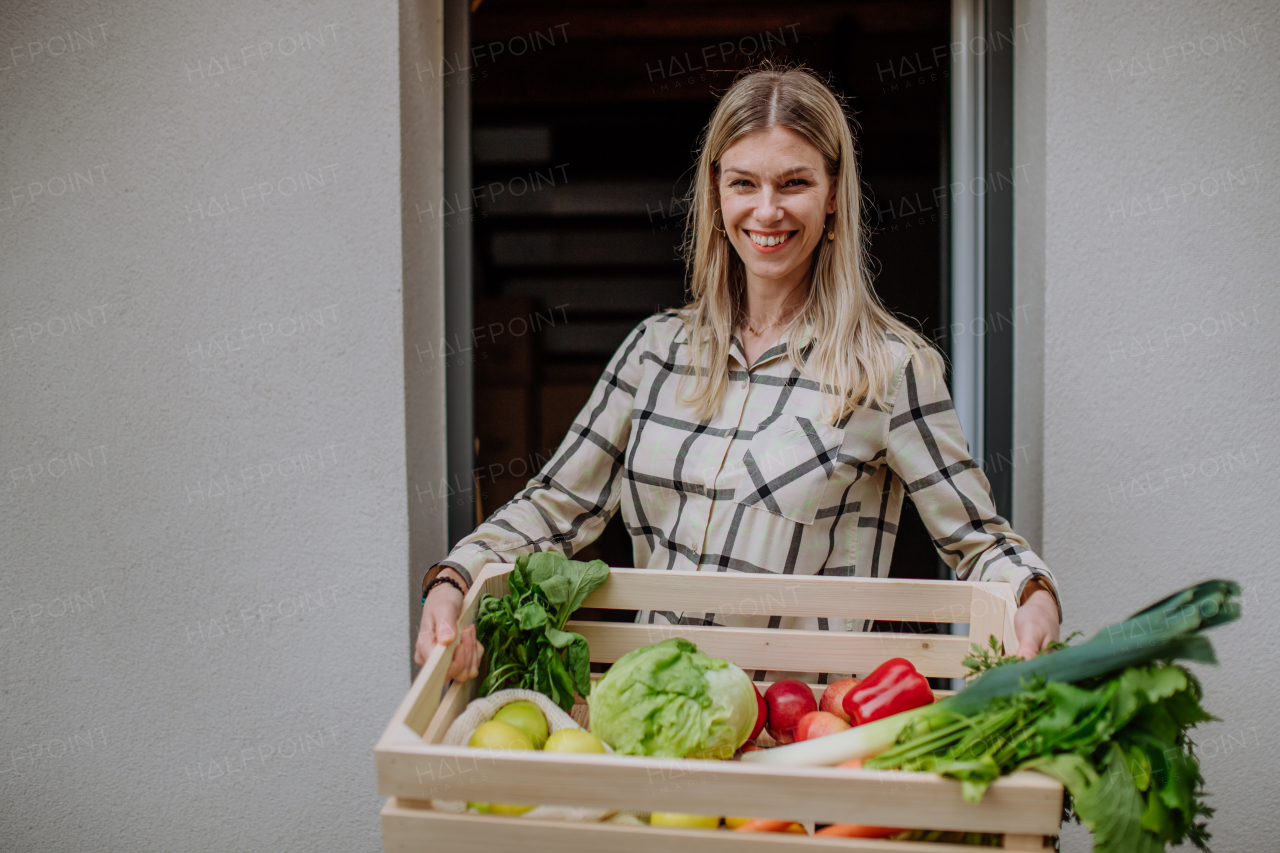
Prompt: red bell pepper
<box><xmin>842</xmin><ymin>658</ymin><xmax>934</xmax><ymax>725</ymax></box>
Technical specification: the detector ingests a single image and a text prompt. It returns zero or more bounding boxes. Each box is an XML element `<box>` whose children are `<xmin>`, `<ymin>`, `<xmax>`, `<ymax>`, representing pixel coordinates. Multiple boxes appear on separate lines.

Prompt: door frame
<box><xmin>441</xmin><ymin>0</ymin><xmax>1020</xmax><ymax>543</ymax></box>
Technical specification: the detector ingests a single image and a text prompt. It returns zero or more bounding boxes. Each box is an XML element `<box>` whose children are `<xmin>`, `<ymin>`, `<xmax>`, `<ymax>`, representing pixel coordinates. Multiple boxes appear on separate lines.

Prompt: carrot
<box><xmin>814</xmin><ymin>824</ymin><xmax>904</xmax><ymax>838</ymax></box>
<box><xmin>734</xmin><ymin>819</ymin><xmax>804</xmax><ymax>833</ymax></box>
<box><xmin>837</xmin><ymin>758</ymin><xmax>863</xmax><ymax>769</ymax></box>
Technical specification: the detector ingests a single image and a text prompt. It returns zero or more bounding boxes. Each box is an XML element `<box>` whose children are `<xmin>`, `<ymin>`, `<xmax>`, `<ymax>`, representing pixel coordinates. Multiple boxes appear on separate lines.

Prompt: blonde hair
<box><xmin>678</xmin><ymin>61</ymin><xmax>941</xmax><ymax>423</ymax></box>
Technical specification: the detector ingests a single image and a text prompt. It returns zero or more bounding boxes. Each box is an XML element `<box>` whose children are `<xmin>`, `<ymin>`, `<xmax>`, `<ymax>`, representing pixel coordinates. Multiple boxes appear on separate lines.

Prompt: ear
<box><xmin>826</xmin><ymin>182</ymin><xmax>838</xmax><ymax>215</ymax></box>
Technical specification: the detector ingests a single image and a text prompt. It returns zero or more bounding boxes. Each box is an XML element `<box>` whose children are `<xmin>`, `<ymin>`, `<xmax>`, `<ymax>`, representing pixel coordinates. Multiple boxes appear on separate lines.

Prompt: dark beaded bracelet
<box><xmin>422</xmin><ymin>574</ymin><xmax>465</xmax><ymax>606</ymax></box>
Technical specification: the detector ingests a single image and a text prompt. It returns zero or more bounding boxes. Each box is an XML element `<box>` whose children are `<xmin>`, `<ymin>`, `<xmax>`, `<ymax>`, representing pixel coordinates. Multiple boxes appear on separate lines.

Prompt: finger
<box><xmin>414</xmin><ymin>615</ymin><xmax>434</xmax><ymax>665</ymax></box>
<box><xmin>461</xmin><ymin>636</ymin><xmax>477</xmax><ymax>680</ymax></box>
<box><xmin>456</xmin><ymin>643</ymin><xmax>472</xmax><ymax>683</ymax></box>
<box><xmin>436</xmin><ymin>618</ymin><xmax>456</xmax><ymax>645</ymax></box>
<box><xmin>445</xmin><ymin>645</ymin><xmax>465</xmax><ymax>681</ymax></box>
<box><xmin>472</xmin><ymin>638</ymin><xmax>485</xmax><ymax>679</ymax></box>
<box><xmin>1017</xmin><ymin>630</ymin><xmax>1046</xmax><ymax>659</ymax></box>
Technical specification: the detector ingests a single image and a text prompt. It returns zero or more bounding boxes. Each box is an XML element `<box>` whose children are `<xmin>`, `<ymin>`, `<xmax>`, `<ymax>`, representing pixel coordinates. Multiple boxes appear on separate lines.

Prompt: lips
<box><xmin>745</xmin><ymin>229</ymin><xmax>797</xmax><ymax>253</ymax></box>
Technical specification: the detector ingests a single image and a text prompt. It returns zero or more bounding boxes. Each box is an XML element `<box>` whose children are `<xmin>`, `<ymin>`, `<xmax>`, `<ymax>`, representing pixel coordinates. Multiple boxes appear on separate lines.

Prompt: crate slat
<box><xmin>381</xmin><ymin>800</ymin><xmax>1010</xmax><ymax>853</ymax></box>
<box><xmin>570</xmin><ymin>621</ymin><xmax>973</xmax><ymax>679</ymax></box>
<box><xmin>581</xmin><ymin>568</ymin><xmax>977</xmax><ymax>623</ymax></box>
<box><xmin>377</xmin><ymin>745</ymin><xmax>1062</xmax><ymax>834</ymax></box>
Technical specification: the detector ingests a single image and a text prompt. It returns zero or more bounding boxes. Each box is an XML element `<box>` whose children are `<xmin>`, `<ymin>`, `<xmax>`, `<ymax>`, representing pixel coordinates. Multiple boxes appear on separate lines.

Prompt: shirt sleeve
<box><xmin>883</xmin><ymin>349</ymin><xmax>1063</xmax><ymax>623</ymax></box>
<box><xmin>436</xmin><ymin>317</ymin><xmax>649</xmax><ymax>587</ymax></box>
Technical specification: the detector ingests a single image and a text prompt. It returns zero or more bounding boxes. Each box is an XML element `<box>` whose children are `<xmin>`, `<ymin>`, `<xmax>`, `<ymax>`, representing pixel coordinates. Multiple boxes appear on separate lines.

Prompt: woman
<box><xmin>416</xmin><ymin>63</ymin><xmax>1061</xmax><ymax>683</ymax></box>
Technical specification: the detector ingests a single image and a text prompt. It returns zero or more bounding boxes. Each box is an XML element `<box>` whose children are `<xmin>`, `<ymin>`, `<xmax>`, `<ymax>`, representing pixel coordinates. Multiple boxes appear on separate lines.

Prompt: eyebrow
<box><xmin>723</xmin><ymin>166</ymin><xmax>817</xmax><ymax>178</ymax></box>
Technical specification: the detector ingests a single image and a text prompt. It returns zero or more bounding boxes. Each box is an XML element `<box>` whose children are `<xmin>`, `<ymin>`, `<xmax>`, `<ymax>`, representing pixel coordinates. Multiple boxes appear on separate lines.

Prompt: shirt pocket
<box><xmin>736</xmin><ymin>414</ymin><xmax>845</xmax><ymax>525</ymax></box>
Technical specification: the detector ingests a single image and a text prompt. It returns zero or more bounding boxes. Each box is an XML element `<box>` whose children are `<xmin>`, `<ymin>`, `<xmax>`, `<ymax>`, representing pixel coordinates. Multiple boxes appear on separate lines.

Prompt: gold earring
<box><xmin>826</xmin><ymin>214</ymin><xmax>836</xmax><ymax>241</ymax></box>
<box><xmin>713</xmin><ymin>210</ymin><xmax>727</xmax><ymax>236</ymax></box>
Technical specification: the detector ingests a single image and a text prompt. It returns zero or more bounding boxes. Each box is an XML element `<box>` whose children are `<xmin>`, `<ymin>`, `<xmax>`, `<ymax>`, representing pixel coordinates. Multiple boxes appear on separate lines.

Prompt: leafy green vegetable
<box><xmin>587</xmin><ymin>638</ymin><xmax>758</xmax><ymax>759</ymax></box>
<box><xmin>945</xmin><ymin>579</ymin><xmax>1240</xmax><ymax>716</ymax></box>
<box><xmin>866</xmin><ymin>656</ymin><xmax>1221</xmax><ymax>852</ymax></box>
<box><xmin>742</xmin><ymin>579</ymin><xmax>1240</xmax><ymax>851</ymax></box>
<box><xmin>474</xmin><ymin>552</ymin><xmax>609</xmax><ymax>712</ymax></box>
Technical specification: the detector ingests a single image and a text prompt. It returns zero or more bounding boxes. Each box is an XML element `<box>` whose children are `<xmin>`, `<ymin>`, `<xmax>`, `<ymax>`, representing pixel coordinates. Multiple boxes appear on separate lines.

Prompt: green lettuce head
<box><xmin>587</xmin><ymin>637</ymin><xmax>757</xmax><ymax>759</ymax></box>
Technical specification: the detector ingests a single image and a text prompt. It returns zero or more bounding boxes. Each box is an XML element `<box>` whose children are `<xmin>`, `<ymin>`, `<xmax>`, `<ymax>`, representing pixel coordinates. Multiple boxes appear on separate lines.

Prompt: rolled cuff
<box><xmin>973</xmin><ymin>553</ymin><xmax>1063</xmax><ymax>625</ymax></box>
<box><xmin>436</xmin><ymin>541</ymin><xmax>511</xmax><ymax>590</ymax></box>
<box><xmin>1011</xmin><ymin>568</ymin><xmax>1063</xmax><ymax>625</ymax></box>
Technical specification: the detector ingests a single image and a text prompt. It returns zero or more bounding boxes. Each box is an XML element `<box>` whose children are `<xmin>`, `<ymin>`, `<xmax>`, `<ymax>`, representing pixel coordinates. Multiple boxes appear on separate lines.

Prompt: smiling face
<box><xmin>715</xmin><ymin>125</ymin><xmax>838</xmax><ymax>292</ymax></box>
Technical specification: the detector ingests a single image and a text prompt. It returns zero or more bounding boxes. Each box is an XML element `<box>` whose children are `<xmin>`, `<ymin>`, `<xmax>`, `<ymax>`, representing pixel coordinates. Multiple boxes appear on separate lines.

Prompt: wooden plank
<box><xmin>1002</xmin><ymin>834</ymin><xmax>1047</xmax><ymax>850</ymax></box>
<box><xmin>569</xmin><ymin>621</ymin><xmax>973</xmax><ymax>679</ymax></box>
<box><xmin>582</xmin><ymin>675</ymin><xmax>955</xmax><ymax>705</ymax></box>
<box><xmin>568</xmin><ymin>682</ymin><xmax>954</xmax><ymax>733</ymax></box>
<box><xmin>381</xmin><ymin>799</ymin><xmax>999</xmax><ymax>853</ymax></box>
<box><xmin>379</xmin><ymin>568</ymin><xmax>507</xmax><ymax>747</ymax></box>
<box><xmin>579</xmin><ymin>568</ymin><xmax>977</xmax><ymax>623</ymax></box>
<box><xmin>377</xmin><ymin>746</ymin><xmax>1063</xmax><ymax>834</ymax></box>
<box><xmin>422</xmin><ymin>679</ymin><xmax>477</xmax><ymax>745</ymax></box>
<box><xmin>994</xmin><ymin>584</ymin><xmax>1021</xmax><ymax>655</ymax></box>
<box><xmin>968</xmin><ymin>586</ymin><xmax>1007</xmax><ymax>657</ymax></box>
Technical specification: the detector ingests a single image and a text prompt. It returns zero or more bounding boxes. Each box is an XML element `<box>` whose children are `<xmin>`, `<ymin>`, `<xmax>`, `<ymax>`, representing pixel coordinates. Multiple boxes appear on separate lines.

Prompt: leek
<box><xmin>741</xmin><ymin>579</ymin><xmax>1240</xmax><ymax>767</ymax></box>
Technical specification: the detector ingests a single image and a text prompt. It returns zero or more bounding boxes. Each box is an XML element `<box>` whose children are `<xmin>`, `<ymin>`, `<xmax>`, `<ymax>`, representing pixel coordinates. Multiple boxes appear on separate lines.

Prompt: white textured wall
<box><xmin>0</xmin><ymin>1</ymin><xmax>423</xmax><ymax>851</ymax></box>
<box><xmin>1016</xmin><ymin>1</ymin><xmax>1280</xmax><ymax>849</ymax></box>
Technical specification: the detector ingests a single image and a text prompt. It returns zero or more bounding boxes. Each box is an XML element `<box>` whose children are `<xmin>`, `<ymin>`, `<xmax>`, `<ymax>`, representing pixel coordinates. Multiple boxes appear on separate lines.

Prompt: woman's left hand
<box><xmin>1013</xmin><ymin>582</ymin><xmax>1060</xmax><ymax>659</ymax></box>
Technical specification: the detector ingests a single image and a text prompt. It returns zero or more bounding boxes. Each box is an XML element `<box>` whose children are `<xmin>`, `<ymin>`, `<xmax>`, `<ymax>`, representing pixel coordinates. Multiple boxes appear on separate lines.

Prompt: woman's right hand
<box><xmin>414</xmin><ymin>571</ymin><xmax>484</xmax><ymax>682</ymax></box>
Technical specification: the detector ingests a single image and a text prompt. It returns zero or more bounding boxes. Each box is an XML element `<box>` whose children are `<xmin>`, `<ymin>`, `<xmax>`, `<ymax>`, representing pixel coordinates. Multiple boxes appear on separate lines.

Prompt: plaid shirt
<box><xmin>441</xmin><ymin>311</ymin><xmax>1061</xmax><ymax>638</ymax></box>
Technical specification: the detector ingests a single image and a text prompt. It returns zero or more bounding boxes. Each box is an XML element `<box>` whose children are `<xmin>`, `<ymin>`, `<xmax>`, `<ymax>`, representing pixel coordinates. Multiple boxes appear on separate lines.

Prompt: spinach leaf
<box><xmin>543</xmin><ymin>625</ymin><xmax>578</xmax><ymax>649</ymax></box>
<box><xmin>515</xmin><ymin>601</ymin><xmax>549</xmax><ymax>630</ymax></box>
<box><xmin>525</xmin><ymin>551</ymin><xmax>610</xmax><ymax>621</ymax></box>
<box><xmin>473</xmin><ymin>552</ymin><xmax>610</xmax><ymax>713</ymax></box>
<box><xmin>566</xmin><ymin>635</ymin><xmax>591</xmax><ymax>698</ymax></box>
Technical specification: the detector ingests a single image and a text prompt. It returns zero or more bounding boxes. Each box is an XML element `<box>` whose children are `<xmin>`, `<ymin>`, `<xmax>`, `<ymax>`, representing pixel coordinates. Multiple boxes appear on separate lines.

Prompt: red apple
<box><xmin>749</xmin><ymin>682</ymin><xmax>768</xmax><ymax>741</ymax></box>
<box><xmin>795</xmin><ymin>710</ymin><xmax>852</xmax><ymax>742</ymax></box>
<box><xmin>764</xmin><ymin>680</ymin><xmax>818</xmax><ymax>744</ymax></box>
<box><xmin>819</xmin><ymin>677</ymin><xmax>861</xmax><ymax>723</ymax></box>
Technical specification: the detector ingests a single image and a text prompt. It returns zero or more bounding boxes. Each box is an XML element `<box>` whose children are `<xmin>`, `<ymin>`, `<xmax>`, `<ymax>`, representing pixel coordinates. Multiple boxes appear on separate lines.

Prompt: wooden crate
<box><xmin>376</xmin><ymin>567</ymin><xmax>1062</xmax><ymax>851</ymax></box>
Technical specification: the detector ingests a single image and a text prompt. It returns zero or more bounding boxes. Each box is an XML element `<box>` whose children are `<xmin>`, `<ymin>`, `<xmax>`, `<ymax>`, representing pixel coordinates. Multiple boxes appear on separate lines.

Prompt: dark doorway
<box><xmin>463</xmin><ymin>2</ymin><xmax>951</xmax><ymax>585</ymax></box>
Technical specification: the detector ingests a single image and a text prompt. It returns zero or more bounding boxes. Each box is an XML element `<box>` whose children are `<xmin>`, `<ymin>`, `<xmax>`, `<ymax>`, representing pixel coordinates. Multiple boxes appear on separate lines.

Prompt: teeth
<box><xmin>749</xmin><ymin>231</ymin><xmax>793</xmax><ymax>247</ymax></box>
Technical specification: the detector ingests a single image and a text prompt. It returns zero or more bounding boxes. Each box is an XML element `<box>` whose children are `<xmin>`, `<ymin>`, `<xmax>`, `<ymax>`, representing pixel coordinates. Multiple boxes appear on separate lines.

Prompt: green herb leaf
<box><xmin>473</xmin><ymin>554</ymin><xmax>609</xmax><ymax>712</ymax></box>
<box><xmin>543</xmin><ymin>625</ymin><xmax>578</xmax><ymax>649</ymax></box>
<box><xmin>525</xmin><ymin>551</ymin><xmax>610</xmax><ymax>624</ymax></box>
<box><xmin>515</xmin><ymin>601</ymin><xmax>549</xmax><ymax>630</ymax></box>
<box><xmin>539</xmin><ymin>645</ymin><xmax>576</xmax><ymax>713</ymax></box>
<box><xmin>566</xmin><ymin>635</ymin><xmax>591</xmax><ymax>697</ymax></box>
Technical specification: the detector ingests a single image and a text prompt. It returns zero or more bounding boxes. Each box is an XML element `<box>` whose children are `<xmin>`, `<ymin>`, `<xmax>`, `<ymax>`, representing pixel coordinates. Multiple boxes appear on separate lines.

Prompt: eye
<box><xmin>729</xmin><ymin>179</ymin><xmax>753</xmax><ymax>188</ymax></box>
<box><xmin>783</xmin><ymin>178</ymin><xmax>812</xmax><ymax>188</ymax></box>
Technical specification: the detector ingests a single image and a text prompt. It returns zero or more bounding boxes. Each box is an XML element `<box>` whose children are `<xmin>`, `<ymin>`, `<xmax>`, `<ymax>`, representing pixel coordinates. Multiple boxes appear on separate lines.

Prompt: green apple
<box><xmin>467</xmin><ymin>721</ymin><xmax>535</xmax><ymax>814</ymax></box>
<box><xmin>650</xmin><ymin>812</ymin><xmax>721</xmax><ymax>829</ymax></box>
<box><xmin>488</xmin><ymin>803</ymin><xmax>535</xmax><ymax>815</ymax></box>
<box><xmin>468</xmin><ymin>720</ymin><xmax>534</xmax><ymax>751</ymax></box>
<box><xmin>543</xmin><ymin>728</ymin><xmax>605</xmax><ymax>754</ymax></box>
<box><xmin>492</xmin><ymin>701</ymin><xmax>549</xmax><ymax>749</ymax></box>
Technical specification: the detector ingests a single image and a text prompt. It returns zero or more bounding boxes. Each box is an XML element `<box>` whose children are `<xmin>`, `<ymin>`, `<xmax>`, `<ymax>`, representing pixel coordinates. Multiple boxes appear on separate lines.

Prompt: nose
<box><xmin>754</xmin><ymin>186</ymin><xmax>784</xmax><ymax>225</ymax></box>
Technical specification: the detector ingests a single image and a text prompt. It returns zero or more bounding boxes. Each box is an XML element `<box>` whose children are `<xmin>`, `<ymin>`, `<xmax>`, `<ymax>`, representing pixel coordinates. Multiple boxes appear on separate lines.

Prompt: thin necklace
<box><xmin>745</xmin><ymin>313</ymin><xmax>791</xmax><ymax>336</ymax></box>
<box><xmin>743</xmin><ymin>282</ymin><xmax>806</xmax><ymax>337</ymax></box>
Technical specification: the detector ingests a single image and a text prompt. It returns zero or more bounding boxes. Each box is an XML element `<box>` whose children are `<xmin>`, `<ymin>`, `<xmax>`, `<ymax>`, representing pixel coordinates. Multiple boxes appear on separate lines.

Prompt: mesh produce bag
<box><xmin>431</xmin><ymin>689</ymin><xmax>643</xmax><ymax>824</ymax></box>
